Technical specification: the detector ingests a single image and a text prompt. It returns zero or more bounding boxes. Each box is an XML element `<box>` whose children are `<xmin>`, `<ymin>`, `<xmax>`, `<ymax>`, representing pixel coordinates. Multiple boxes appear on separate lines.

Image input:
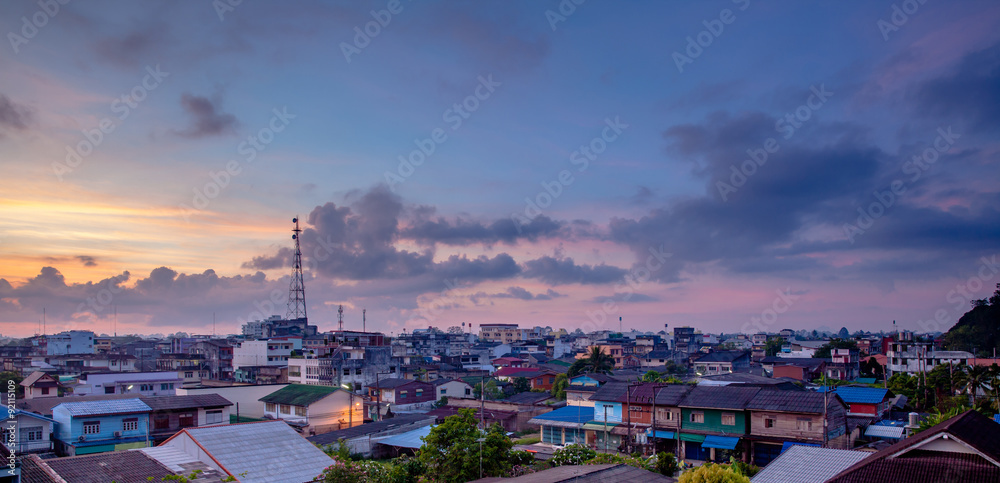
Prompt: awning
<box><xmin>611</xmin><ymin>425</ymin><xmax>631</xmax><ymax>436</ymax></box>
<box><xmin>680</xmin><ymin>433</ymin><xmax>706</xmax><ymax>443</ymax></box>
<box><xmin>646</xmin><ymin>429</ymin><xmax>675</xmax><ymax>439</ymax></box>
<box><xmin>702</xmin><ymin>435</ymin><xmax>739</xmax><ymax>450</ymax></box>
<box><xmin>583</xmin><ymin>422</ymin><xmax>615</xmax><ymax>431</ymax></box>
<box><xmin>780</xmin><ymin>441</ymin><xmax>820</xmax><ymax>453</ymax></box>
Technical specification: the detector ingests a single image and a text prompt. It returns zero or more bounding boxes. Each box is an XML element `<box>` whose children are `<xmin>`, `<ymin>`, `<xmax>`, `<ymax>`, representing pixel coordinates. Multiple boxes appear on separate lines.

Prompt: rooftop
<box><xmin>307</xmin><ymin>414</ymin><xmax>435</xmax><ymax>445</ymax></box>
<box><xmin>54</xmin><ymin>398</ymin><xmax>151</xmax><ymax>417</ymax></box>
<box><xmin>833</xmin><ymin>386</ymin><xmax>890</xmax><ymax>404</ymax></box>
<box><xmin>747</xmin><ymin>390</ymin><xmax>835</xmax><ymax>414</ymax></box>
<box><xmin>140</xmin><ymin>394</ymin><xmax>233</xmax><ymax>411</ymax></box>
<box><xmin>750</xmin><ymin>445</ymin><xmax>869</xmax><ymax>483</ymax></box>
<box><xmin>20</xmin><ymin>450</ymin><xmax>174</xmax><ymax>483</ymax></box>
<box><xmin>258</xmin><ymin>384</ymin><xmax>339</xmax><ymax>406</ymax></box>
<box><xmin>678</xmin><ymin>386</ymin><xmax>761</xmax><ymax>410</ymax></box>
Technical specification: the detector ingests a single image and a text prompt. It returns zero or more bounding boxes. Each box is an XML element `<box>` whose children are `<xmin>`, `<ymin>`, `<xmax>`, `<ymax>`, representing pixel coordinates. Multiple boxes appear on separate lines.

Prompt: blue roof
<box><xmin>55</xmin><ymin>399</ymin><xmax>151</xmax><ymax>417</ymax></box>
<box><xmin>781</xmin><ymin>441</ymin><xmax>820</xmax><ymax>453</ymax></box>
<box><xmin>994</xmin><ymin>414</ymin><xmax>1000</xmax><ymax>424</ymax></box>
<box><xmin>529</xmin><ymin>406</ymin><xmax>593</xmax><ymax>424</ymax></box>
<box><xmin>376</xmin><ymin>425</ymin><xmax>432</xmax><ymax>450</ymax></box>
<box><xmin>702</xmin><ymin>435</ymin><xmax>739</xmax><ymax>450</ymax></box>
<box><xmin>13</xmin><ymin>410</ymin><xmax>56</xmax><ymax>423</ymax></box>
<box><xmin>833</xmin><ymin>387</ymin><xmax>888</xmax><ymax>404</ymax></box>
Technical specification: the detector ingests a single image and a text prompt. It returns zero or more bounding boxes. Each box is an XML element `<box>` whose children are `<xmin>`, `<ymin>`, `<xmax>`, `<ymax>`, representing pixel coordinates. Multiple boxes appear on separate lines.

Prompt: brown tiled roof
<box><xmin>826</xmin><ymin>410</ymin><xmax>1000</xmax><ymax>483</ymax></box>
<box><xmin>21</xmin><ymin>451</ymin><xmax>174</xmax><ymax>483</ymax></box>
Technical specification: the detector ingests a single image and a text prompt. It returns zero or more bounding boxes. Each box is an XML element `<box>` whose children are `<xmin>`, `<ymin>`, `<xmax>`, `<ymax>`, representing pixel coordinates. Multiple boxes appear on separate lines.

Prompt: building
<box><xmin>156</xmin><ymin>420</ymin><xmax>334</xmax><ymax>483</ymax></box>
<box><xmin>366</xmin><ymin>378</ymin><xmax>435</xmax><ymax>406</ymax></box>
<box><xmin>751</xmin><ymin>445</ymin><xmax>869</xmax><ymax>483</ymax></box>
<box><xmin>479</xmin><ymin>323</ymin><xmax>528</xmax><ymax>344</ymax></box>
<box><xmin>73</xmin><ymin>371</ymin><xmax>182</xmax><ymax>396</ymax></box>
<box><xmin>831</xmin><ymin>386</ymin><xmax>893</xmax><ymax>419</ymax></box>
<box><xmin>140</xmin><ymin>394</ymin><xmax>233</xmax><ymax>443</ymax></box>
<box><xmin>176</xmin><ymin>384</ymin><xmax>287</xmax><ymax>420</ymax></box>
<box><xmin>8</xmin><ymin>410</ymin><xmax>56</xmax><ymax>454</ymax></box>
<box><xmin>692</xmin><ymin>350</ymin><xmax>751</xmax><ymax>375</ymax></box>
<box><xmin>45</xmin><ymin>330</ymin><xmax>95</xmax><ymax>355</ymax></box>
<box><xmin>431</xmin><ymin>378</ymin><xmax>474</xmax><ymax>399</ymax></box>
<box><xmin>744</xmin><ymin>390</ymin><xmax>850</xmax><ymax>466</ymax></box>
<box><xmin>526</xmin><ymin>405</ymin><xmax>594</xmax><ymax>446</ymax></box>
<box><xmin>307</xmin><ymin>413</ymin><xmax>435</xmax><ymax>457</ymax></box>
<box><xmin>19</xmin><ymin>450</ymin><xmax>196</xmax><ymax>483</ymax></box>
<box><xmin>52</xmin><ymin>399</ymin><xmax>152</xmax><ymax>456</ymax></box>
<box><xmin>20</xmin><ymin>371</ymin><xmax>59</xmax><ymax>399</ymax></box>
<box><xmin>233</xmin><ymin>339</ymin><xmax>298</xmax><ymax>369</ymax></box>
<box><xmin>259</xmin><ymin>384</ymin><xmax>364</xmax><ymax>434</ymax></box>
<box><xmin>481</xmin><ymin>463</ymin><xmax>674</xmax><ymax>482</ymax></box>
<box><xmin>827</xmin><ymin>410</ymin><xmax>1000</xmax><ymax>482</ymax></box>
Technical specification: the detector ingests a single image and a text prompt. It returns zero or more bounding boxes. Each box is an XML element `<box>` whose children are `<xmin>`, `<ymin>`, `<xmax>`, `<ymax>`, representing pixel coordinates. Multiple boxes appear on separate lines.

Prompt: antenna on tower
<box><xmin>114</xmin><ymin>305</ymin><xmax>117</xmax><ymax>337</ymax></box>
<box><xmin>338</xmin><ymin>304</ymin><xmax>344</xmax><ymax>332</ymax></box>
<box><xmin>362</xmin><ymin>309</ymin><xmax>366</xmax><ymax>333</ymax></box>
<box><xmin>286</xmin><ymin>217</ymin><xmax>308</xmax><ymax>321</ymax></box>
<box><xmin>43</xmin><ymin>308</ymin><xmax>46</xmax><ymax>336</ymax></box>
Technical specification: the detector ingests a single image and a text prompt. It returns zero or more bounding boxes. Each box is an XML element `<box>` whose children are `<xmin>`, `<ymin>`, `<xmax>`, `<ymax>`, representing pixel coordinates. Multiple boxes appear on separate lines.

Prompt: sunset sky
<box><xmin>1</xmin><ymin>1</ymin><xmax>998</xmax><ymax>338</ymax></box>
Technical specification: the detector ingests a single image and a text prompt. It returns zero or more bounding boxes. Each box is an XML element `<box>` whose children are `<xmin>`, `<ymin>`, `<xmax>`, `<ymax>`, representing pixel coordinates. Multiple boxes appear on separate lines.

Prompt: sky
<box><xmin>1</xmin><ymin>0</ymin><xmax>998</xmax><ymax>339</ymax></box>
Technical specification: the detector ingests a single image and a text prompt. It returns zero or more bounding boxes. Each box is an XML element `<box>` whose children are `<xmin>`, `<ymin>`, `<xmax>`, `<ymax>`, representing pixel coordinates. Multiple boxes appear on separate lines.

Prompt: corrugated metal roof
<box><xmin>865</xmin><ymin>425</ymin><xmax>904</xmax><ymax>439</ymax></box>
<box><xmin>833</xmin><ymin>386</ymin><xmax>888</xmax><ymax>404</ymax></box>
<box><xmin>375</xmin><ymin>424</ymin><xmax>432</xmax><ymax>449</ymax></box>
<box><xmin>258</xmin><ymin>384</ymin><xmax>339</xmax><ymax>406</ymax></box>
<box><xmin>751</xmin><ymin>445</ymin><xmax>870</xmax><ymax>483</ymax></box>
<box><xmin>747</xmin><ymin>390</ymin><xmax>828</xmax><ymax>414</ymax></box>
<box><xmin>140</xmin><ymin>394</ymin><xmax>232</xmax><ymax>411</ymax></box>
<box><xmin>182</xmin><ymin>420</ymin><xmax>333</xmax><ymax>483</ymax></box>
<box><xmin>678</xmin><ymin>386</ymin><xmax>761</xmax><ymax>409</ymax></box>
<box><xmin>56</xmin><ymin>399</ymin><xmax>151</xmax><ymax>417</ymax></box>
<box><xmin>527</xmin><ymin>405</ymin><xmax>593</xmax><ymax>428</ymax></box>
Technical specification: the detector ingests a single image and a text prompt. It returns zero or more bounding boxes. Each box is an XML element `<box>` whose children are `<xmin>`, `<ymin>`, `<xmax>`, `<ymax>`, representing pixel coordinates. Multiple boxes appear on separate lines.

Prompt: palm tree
<box><xmin>957</xmin><ymin>365</ymin><xmax>990</xmax><ymax>406</ymax></box>
<box><xmin>586</xmin><ymin>346</ymin><xmax>614</xmax><ymax>375</ymax></box>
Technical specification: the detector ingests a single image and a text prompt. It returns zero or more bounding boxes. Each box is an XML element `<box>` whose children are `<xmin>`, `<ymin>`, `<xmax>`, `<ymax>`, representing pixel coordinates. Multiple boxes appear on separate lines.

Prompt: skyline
<box><xmin>1</xmin><ymin>1</ymin><xmax>999</xmax><ymax>338</ymax></box>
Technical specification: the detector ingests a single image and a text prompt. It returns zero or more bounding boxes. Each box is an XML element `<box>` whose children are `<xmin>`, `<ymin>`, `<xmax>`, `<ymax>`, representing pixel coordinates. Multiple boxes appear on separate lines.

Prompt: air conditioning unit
<box><xmin>113</xmin><ymin>431</ymin><xmax>122</xmax><ymax>437</ymax></box>
<box><xmin>78</xmin><ymin>435</ymin><xmax>86</xmax><ymax>442</ymax></box>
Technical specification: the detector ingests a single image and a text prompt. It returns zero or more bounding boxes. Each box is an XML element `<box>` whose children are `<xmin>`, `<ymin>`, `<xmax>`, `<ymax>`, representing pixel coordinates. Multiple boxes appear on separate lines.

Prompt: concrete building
<box><xmin>479</xmin><ymin>323</ymin><xmax>529</xmax><ymax>344</ymax></box>
<box><xmin>45</xmin><ymin>330</ymin><xmax>95</xmax><ymax>356</ymax></box>
<box><xmin>232</xmin><ymin>338</ymin><xmax>299</xmax><ymax>370</ymax></box>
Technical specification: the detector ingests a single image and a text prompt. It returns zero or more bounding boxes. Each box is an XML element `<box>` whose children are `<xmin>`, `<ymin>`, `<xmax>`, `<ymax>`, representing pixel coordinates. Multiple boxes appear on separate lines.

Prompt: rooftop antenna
<box><xmin>338</xmin><ymin>304</ymin><xmax>344</xmax><ymax>332</ymax></box>
<box><xmin>114</xmin><ymin>305</ymin><xmax>117</xmax><ymax>337</ymax></box>
<box><xmin>285</xmin><ymin>217</ymin><xmax>308</xmax><ymax>321</ymax></box>
<box><xmin>362</xmin><ymin>309</ymin><xmax>366</xmax><ymax>333</ymax></box>
<box><xmin>43</xmin><ymin>307</ymin><xmax>46</xmax><ymax>336</ymax></box>
<box><xmin>213</xmin><ymin>312</ymin><xmax>216</xmax><ymax>337</ymax></box>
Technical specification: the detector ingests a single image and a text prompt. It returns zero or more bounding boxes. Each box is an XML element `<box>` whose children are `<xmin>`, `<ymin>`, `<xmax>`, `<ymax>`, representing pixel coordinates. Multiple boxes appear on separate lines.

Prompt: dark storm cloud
<box><xmin>400</xmin><ymin>212</ymin><xmax>563</xmax><ymax>245</ymax></box>
<box><xmin>521</xmin><ymin>256</ymin><xmax>628</xmax><ymax>285</ymax></box>
<box><xmin>173</xmin><ymin>93</ymin><xmax>239</xmax><ymax>138</ymax></box>
<box><xmin>0</xmin><ymin>94</ymin><xmax>33</xmax><ymax>135</ymax></box>
<box><xmin>469</xmin><ymin>286</ymin><xmax>565</xmax><ymax>304</ymax></box>
<box><xmin>909</xmin><ymin>41</ymin><xmax>1000</xmax><ymax>134</ymax></box>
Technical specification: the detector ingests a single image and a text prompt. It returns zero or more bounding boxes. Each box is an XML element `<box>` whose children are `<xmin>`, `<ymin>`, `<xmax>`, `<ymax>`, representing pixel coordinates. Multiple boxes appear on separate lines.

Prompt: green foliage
<box><xmin>0</xmin><ymin>371</ymin><xmax>24</xmax><ymax>397</ymax></box>
<box><xmin>550</xmin><ymin>444</ymin><xmax>597</xmax><ymax>466</ymax></box>
<box><xmin>473</xmin><ymin>379</ymin><xmax>503</xmax><ymax>400</ymax></box>
<box><xmin>567</xmin><ymin>358</ymin><xmax>588</xmax><ymax>378</ymax></box>
<box><xmin>416</xmin><ymin>408</ymin><xmax>515</xmax><ymax>482</ymax></box>
<box><xmin>433</xmin><ymin>396</ymin><xmax>448</xmax><ymax>409</ymax></box>
<box><xmin>642</xmin><ymin>370</ymin><xmax>661</xmax><ymax>382</ymax></box>
<box><xmin>513</xmin><ymin>436</ymin><xmax>540</xmax><ymax>445</ymax></box>
<box><xmin>860</xmin><ymin>358</ymin><xmax>885</xmax><ymax>379</ymax></box>
<box><xmin>814</xmin><ymin>339</ymin><xmax>859</xmax><ymax>359</ymax></box>
<box><xmin>678</xmin><ymin>462</ymin><xmax>751</xmax><ymax>483</ymax></box>
<box><xmin>942</xmin><ymin>283</ymin><xmax>1000</xmax><ymax>356</ymax></box>
<box><xmin>512</xmin><ymin>377</ymin><xmax>531</xmax><ymax>393</ymax></box>
<box><xmin>509</xmin><ymin>450</ymin><xmax>535</xmax><ymax>467</ymax></box>
<box><xmin>320</xmin><ymin>455</ymin><xmax>424</xmax><ymax>483</ymax></box>
<box><xmin>764</xmin><ymin>337</ymin><xmax>783</xmax><ymax>357</ymax></box>
<box><xmin>728</xmin><ymin>457</ymin><xmax>760</xmax><ymax>478</ymax></box>
<box><xmin>912</xmin><ymin>404</ymin><xmax>992</xmax><ymax>434</ymax></box>
<box><xmin>551</xmin><ymin>373</ymin><xmax>568</xmax><ymax>400</ymax></box>
<box><xmin>655</xmin><ymin>452</ymin><xmax>679</xmax><ymax>476</ymax></box>
<box><xmin>585</xmin><ymin>452</ymin><xmax>653</xmax><ymax>471</ymax></box>
<box><xmin>585</xmin><ymin>346</ymin><xmax>615</xmax><ymax>374</ymax></box>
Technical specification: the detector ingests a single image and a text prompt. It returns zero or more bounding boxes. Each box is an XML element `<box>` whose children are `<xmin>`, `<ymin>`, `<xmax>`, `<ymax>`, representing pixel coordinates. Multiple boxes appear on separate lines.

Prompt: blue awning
<box><xmin>701</xmin><ymin>435</ymin><xmax>739</xmax><ymax>450</ymax></box>
<box><xmin>645</xmin><ymin>429</ymin><xmax>675</xmax><ymax>439</ymax></box>
<box><xmin>780</xmin><ymin>441</ymin><xmax>820</xmax><ymax>453</ymax></box>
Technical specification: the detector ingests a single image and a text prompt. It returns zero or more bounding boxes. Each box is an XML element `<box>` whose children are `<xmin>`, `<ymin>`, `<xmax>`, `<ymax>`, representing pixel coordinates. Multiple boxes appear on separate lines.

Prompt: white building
<box><xmin>431</xmin><ymin>378</ymin><xmax>474</xmax><ymax>400</ymax></box>
<box><xmin>74</xmin><ymin>371</ymin><xmax>182</xmax><ymax>396</ymax></box>
<box><xmin>233</xmin><ymin>339</ymin><xmax>299</xmax><ymax>370</ymax></box>
<box><xmin>45</xmin><ymin>330</ymin><xmax>95</xmax><ymax>355</ymax></box>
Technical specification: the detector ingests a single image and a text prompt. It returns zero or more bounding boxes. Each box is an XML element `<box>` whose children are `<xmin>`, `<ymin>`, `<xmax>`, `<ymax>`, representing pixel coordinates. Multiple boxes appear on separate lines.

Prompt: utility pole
<box><xmin>651</xmin><ymin>384</ymin><xmax>658</xmax><ymax>455</ymax></box>
<box><xmin>626</xmin><ymin>383</ymin><xmax>634</xmax><ymax>454</ymax></box>
<box><xmin>603</xmin><ymin>405</ymin><xmax>609</xmax><ymax>453</ymax></box>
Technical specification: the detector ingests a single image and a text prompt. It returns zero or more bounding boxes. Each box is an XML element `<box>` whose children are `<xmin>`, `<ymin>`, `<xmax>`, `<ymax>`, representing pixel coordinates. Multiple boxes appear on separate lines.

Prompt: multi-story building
<box><xmin>691</xmin><ymin>350</ymin><xmax>751</xmax><ymax>375</ymax></box>
<box><xmin>885</xmin><ymin>338</ymin><xmax>974</xmax><ymax>377</ymax></box>
<box><xmin>52</xmin><ymin>399</ymin><xmax>151</xmax><ymax>456</ymax></box>
<box><xmin>673</xmin><ymin>327</ymin><xmax>699</xmax><ymax>355</ymax></box>
<box><xmin>479</xmin><ymin>324</ymin><xmax>529</xmax><ymax>344</ymax></box>
<box><xmin>44</xmin><ymin>330</ymin><xmax>95</xmax><ymax>356</ymax></box>
<box><xmin>74</xmin><ymin>371</ymin><xmax>182</xmax><ymax>396</ymax></box>
<box><xmin>233</xmin><ymin>338</ymin><xmax>298</xmax><ymax>370</ymax></box>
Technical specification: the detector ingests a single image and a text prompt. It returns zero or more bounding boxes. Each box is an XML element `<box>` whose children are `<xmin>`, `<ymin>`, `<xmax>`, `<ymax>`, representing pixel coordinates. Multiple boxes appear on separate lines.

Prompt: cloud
<box><xmin>0</xmin><ymin>94</ymin><xmax>33</xmax><ymax>135</ymax></box>
<box><xmin>909</xmin><ymin>41</ymin><xmax>1000</xmax><ymax>134</ymax></box>
<box><xmin>469</xmin><ymin>286</ymin><xmax>564</xmax><ymax>304</ymax></box>
<box><xmin>521</xmin><ymin>256</ymin><xmax>628</xmax><ymax>285</ymax></box>
<box><xmin>400</xmin><ymin>212</ymin><xmax>563</xmax><ymax>245</ymax></box>
<box><xmin>76</xmin><ymin>256</ymin><xmax>97</xmax><ymax>267</ymax></box>
<box><xmin>173</xmin><ymin>93</ymin><xmax>239</xmax><ymax>138</ymax></box>
<box><xmin>93</xmin><ymin>26</ymin><xmax>168</xmax><ymax>68</ymax></box>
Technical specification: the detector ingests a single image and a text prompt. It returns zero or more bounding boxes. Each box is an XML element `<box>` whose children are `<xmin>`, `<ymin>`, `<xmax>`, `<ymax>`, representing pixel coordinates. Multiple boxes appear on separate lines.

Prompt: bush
<box><xmin>584</xmin><ymin>453</ymin><xmax>652</xmax><ymax>471</ymax></box>
<box><xmin>550</xmin><ymin>444</ymin><xmax>597</xmax><ymax>466</ymax></box>
<box><xmin>655</xmin><ymin>452</ymin><xmax>679</xmax><ymax>476</ymax></box>
<box><xmin>510</xmin><ymin>450</ymin><xmax>535</xmax><ymax>467</ymax></box>
<box><xmin>514</xmin><ymin>436</ymin><xmax>540</xmax><ymax>445</ymax></box>
<box><xmin>677</xmin><ymin>463</ymin><xmax>751</xmax><ymax>483</ymax></box>
<box><xmin>729</xmin><ymin>457</ymin><xmax>759</xmax><ymax>478</ymax></box>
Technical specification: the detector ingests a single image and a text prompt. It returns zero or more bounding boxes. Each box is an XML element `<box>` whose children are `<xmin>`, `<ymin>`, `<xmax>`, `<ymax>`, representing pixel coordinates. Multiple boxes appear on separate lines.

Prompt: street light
<box><xmin>341</xmin><ymin>384</ymin><xmax>355</xmax><ymax>428</ymax></box>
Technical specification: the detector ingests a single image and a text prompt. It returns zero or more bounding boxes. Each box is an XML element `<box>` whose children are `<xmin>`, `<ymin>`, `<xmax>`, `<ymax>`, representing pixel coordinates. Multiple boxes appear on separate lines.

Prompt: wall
<box><xmin>681</xmin><ymin>408</ymin><xmax>747</xmax><ymax>435</ymax></box>
<box><xmin>177</xmin><ymin>384</ymin><xmax>287</xmax><ymax>419</ymax></box>
<box><xmin>593</xmin><ymin>401</ymin><xmax>622</xmax><ymax>423</ymax></box>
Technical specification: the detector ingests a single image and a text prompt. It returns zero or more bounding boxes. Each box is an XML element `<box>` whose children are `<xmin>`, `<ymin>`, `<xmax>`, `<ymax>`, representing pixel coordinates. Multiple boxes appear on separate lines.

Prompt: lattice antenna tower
<box><xmin>286</xmin><ymin>217</ymin><xmax>308</xmax><ymax>320</ymax></box>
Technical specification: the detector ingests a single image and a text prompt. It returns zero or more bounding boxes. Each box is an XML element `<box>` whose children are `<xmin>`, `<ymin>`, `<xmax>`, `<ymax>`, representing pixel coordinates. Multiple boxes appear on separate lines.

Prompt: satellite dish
<box><xmin>292</xmin><ymin>234</ymin><xmax>297</xmax><ymax>239</ymax></box>
<box><xmin>292</xmin><ymin>217</ymin><xmax>298</xmax><ymax>223</ymax></box>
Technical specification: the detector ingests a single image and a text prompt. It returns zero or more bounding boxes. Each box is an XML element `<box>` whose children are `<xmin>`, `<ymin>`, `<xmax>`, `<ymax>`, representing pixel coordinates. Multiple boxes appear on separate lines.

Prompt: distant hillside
<box><xmin>942</xmin><ymin>287</ymin><xmax>1000</xmax><ymax>355</ymax></box>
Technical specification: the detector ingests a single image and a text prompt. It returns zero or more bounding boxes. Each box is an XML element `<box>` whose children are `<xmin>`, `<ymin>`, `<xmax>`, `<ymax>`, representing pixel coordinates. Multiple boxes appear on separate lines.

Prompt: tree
<box><xmin>942</xmin><ymin>283</ymin><xmax>1000</xmax><ymax>356</ymax></box>
<box><xmin>473</xmin><ymin>379</ymin><xmax>503</xmax><ymax>400</ymax></box>
<box><xmin>512</xmin><ymin>377</ymin><xmax>530</xmax><ymax>394</ymax></box>
<box><xmin>860</xmin><ymin>358</ymin><xmax>884</xmax><ymax>380</ymax></box>
<box><xmin>551</xmin><ymin>373</ymin><xmax>568</xmax><ymax>400</ymax></box>
<box><xmin>0</xmin><ymin>371</ymin><xmax>24</xmax><ymax>397</ymax></box>
<box><xmin>642</xmin><ymin>370</ymin><xmax>662</xmax><ymax>382</ymax></box>
<box><xmin>550</xmin><ymin>444</ymin><xmax>596</xmax><ymax>466</ymax></box>
<box><xmin>678</xmin><ymin>462</ymin><xmax>751</xmax><ymax>483</ymax></box>
<box><xmin>567</xmin><ymin>358</ymin><xmax>588</xmax><ymax>378</ymax></box>
<box><xmin>655</xmin><ymin>452</ymin><xmax>679</xmax><ymax>476</ymax></box>
<box><xmin>585</xmin><ymin>346</ymin><xmax>615</xmax><ymax>375</ymax></box>
<box><xmin>955</xmin><ymin>365</ymin><xmax>990</xmax><ymax>406</ymax></box>
<box><xmin>764</xmin><ymin>337</ymin><xmax>783</xmax><ymax>357</ymax></box>
<box><xmin>814</xmin><ymin>339</ymin><xmax>859</xmax><ymax>359</ymax></box>
<box><xmin>433</xmin><ymin>396</ymin><xmax>448</xmax><ymax>409</ymax></box>
<box><xmin>417</xmin><ymin>408</ymin><xmax>515</xmax><ymax>482</ymax></box>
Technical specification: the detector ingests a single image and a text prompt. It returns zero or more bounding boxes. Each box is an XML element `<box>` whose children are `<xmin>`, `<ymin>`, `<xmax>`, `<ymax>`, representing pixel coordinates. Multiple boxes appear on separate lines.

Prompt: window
<box><xmin>295</xmin><ymin>406</ymin><xmax>307</xmax><ymax>417</ymax></box>
<box><xmin>440</xmin><ymin>388</ymin><xmax>447</xmax><ymax>396</ymax></box>
<box><xmin>105</xmin><ymin>387</ymin><xmax>115</xmax><ymax>394</ymax></box>
<box><xmin>400</xmin><ymin>390</ymin><xmax>408</xmax><ymax>399</ymax></box>
<box><xmin>179</xmin><ymin>413</ymin><xmax>195</xmax><ymax>427</ymax></box>
<box><xmin>206</xmin><ymin>410</ymin><xmax>223</xmax><ymax>424</ymax></box>
<box><xmin>465</xmin><ymin>388</ymin><xmax>471</xmax><ymax>396</ymax></box>
<box><xmin>764</xmin><ymin>417</ymin><xmax>776</xmax><ymax>428</ymax></box>
<box><xmin>21</xmin><ymin>426</ymin><xmax>43</xmax><ymax>441</ymax></box>
<box><xmin>160</xmin><ymin>383</ymin><xmax>172</xmax><ymax>391</ymax></box>
<box><xmin>265</xmin><ymin>403</ymin><xmax>277</xmax><ymax>412</ymax></box>
<box><xmin>41</xmin><ymin>387</ymin><xmax>49</xmax><ymax>395</ymax></box>
<box><xmin>154</xmin><ymin>414</ymin><xmax>170</xmax><ymax>430</ymax></box>
<box><xmin>83</xmin><ymin>421</ymin><xmax>100</xmax><ymax>435</ymax></box>
<box><xmin>689</xmin><ymin>412</ymin><xmax>704</xmax><ymax>423</ymax></box>
<box><xmin>185</xmin><ymin>372</ymin><xmax>194</xmax><ymax>378</ymax></box>
<box><xmin>123</xmin><ymin>418</ymin><xmax>138</xmax><ymax>431</ymax></box>
<box><xmin>279</xmin><ymin>405</ymin><xmax>291</xmax><ymax>414</ymax></box>
<box><xmin>796</xmin><ymin>418</ymin><xmax>813</xmax><ymax>431</ymax></box>
<box><xmin>722</xmin><ymin>413</ymin><xmax>735</xmax><ymax>426</ymax></box>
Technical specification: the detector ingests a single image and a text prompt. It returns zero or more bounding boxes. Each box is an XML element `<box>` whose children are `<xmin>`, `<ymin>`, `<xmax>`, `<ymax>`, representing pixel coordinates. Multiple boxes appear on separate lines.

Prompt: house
<box><xmin>8</xmin><ymin>410</ymin><xmax>56</xmax><ymax>454</ymax></box>
<box><xmin>518</xmin><ymin>370</ymin><xmax>558</xmax><ymax>391</ymax></box>
<box><xmin>526</xmin><ymin>405</ymin><xmax>594</xmax><ymax>446</ymax></box>
<box><xmin>51</xmin><ymin>399</ymin><xmax>152</xmax><ymax>456</ymax></box>
<box><xmin>745</xmin><ymin>390</ymin><xmax>850</xmax><ymax>466</ymax></box>
<box><xmin>771</xmin><ymin>359</ymin><xmax>826</xmax><ymax>382</ymax></box>
<box><xmin>367</xmin><ymin>378</ymin><xmax>435</xmax><ymax>406</ymax></box>
<box><xmin>259</xmin><ymin>384</ymin><xmax>364</xmax><ymax>435</ymax></box>
<box><xmin>827</xmin><ymin>410</ymin><xmax>1000</xmax><ymax>482</ymax></box>
<box><xmin>73</xmin><ymin>371</ymin><xmax>182</xmax><ymax>396</ymax></box>
<box><xmin>593</xmin><ymin>383</ymin><xmax>696</xmax><ymax>456</ymax></box>
<box><xmin>20</xmin><ymin>371</ymin><xmax>59</xmax><ymax>399</ymax></box>
<box><xmin>307</xmin><ymin>413</ymin><xmax>435</xmax><ymax>457</ymax></box>
<box><xmin>677</xmin><ymin>386</ymin><xmax>761</xmax><ymax>462</ymax></box>
<box><xmin>156</xmin><ymin>420</ymin><xmax>334</xmax><ymax>483</ymax></box>
<box><xmin>750</xmin><ymin>445</ymin><xmax>869</xmax><ymax>483</ymax></box>
<box><xmin>692</xmin><ymin>350</ymin><xmax>751</xmax><ymax>375</ymax></box>
<box><xmin>18</xmin><ymin>449</ymin><xmax>199</xmax><ymax>483</ymax></box>
<box><xmin>832</xmin><ymin>387</ymin><xmax>893</xmax><ymax>419</ymax></box>
<box><xmin>640</xmin><ymin>350</ymin><xmax>675</xmax><ymax>367</ymax></box>
<box><xmin>430</xmin><ymin>378</ymin><xmax>474</xmax><ymax>399</ymax></box>
<box><xmin>492</xmin><ymin>356</ymin><xmax>526</xmax><ymax>368</ymax></box>
<box><xmin>477</xmin><ymin>462</ymin><xmax>675</xmax><ymax>482</ymax></box>
<box><xmin>565</xmin><ymin>384</ymin><xmax>597</xmax><ymax>407</ymax></box>
<box><xmin>139</xmin><ymin>394</ymin><xmax>233</xmax><ymax>443</ymax></box>
<box><xmin>427</xmin><ymin>405</ymin><xmax>520</xmax><ymax>432</ymax></box>
<box><xmin>175</xmin><ymin>383</ymin><xmax>287</xmax><ymax>420</ymax></box>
